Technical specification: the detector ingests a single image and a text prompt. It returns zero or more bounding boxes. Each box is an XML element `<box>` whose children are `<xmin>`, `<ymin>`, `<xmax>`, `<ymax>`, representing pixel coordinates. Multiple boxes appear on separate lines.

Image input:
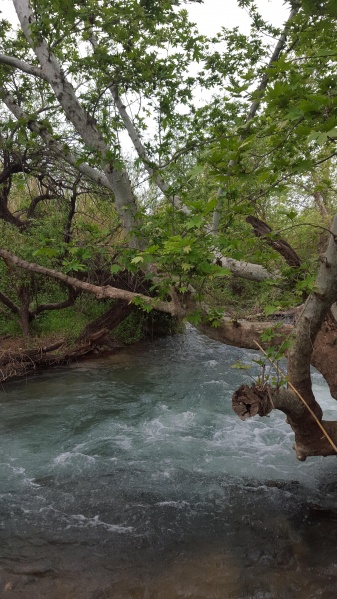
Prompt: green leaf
<box><xmin>181</xmin><ymin>262</ymin><xmax>192</xmax><ymax>271</ymax></box>
<box><xmin>188</xmin><ymin>310</ymin><xmax>202</xmax><ymax>326</ymax></box>
<box><xmin>111</xmin><ymin>264</ymin><xmax>122</xmax><ymax>274</ymax></box>
<box><xmin>231</xmin><ymin>362</ymin><xmax>251</xmax><ymax>370</ymax></box>
<box><xmin>33</xmin><ymin>247</ymin><xmax>58</xmax><ymax>258</ymax></box>
<box><xmin>327</xmin><ymin>127</ymin><xmax>337</xmax><ymax>139</ymax></box>
<box><xmin>188</xmin><ymin>164</ymin><xmax>204</xmax><ymax>180</ymax></box>
<box><xmin>131</xmin><ymin>256</ymin><xmax>144</xmax><ymax>264</ymax></box>
<box><xmin>285</xmin><ymin>209</ymin><xmax>297</xmax><ymax>220</ymax></box>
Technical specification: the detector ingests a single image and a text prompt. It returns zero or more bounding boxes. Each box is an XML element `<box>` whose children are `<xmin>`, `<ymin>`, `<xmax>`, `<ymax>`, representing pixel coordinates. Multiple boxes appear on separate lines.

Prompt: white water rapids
<box><xmin>0</xmin><ymin>326</ymin><xmax>337</xmax><ymax>598</ymax></box>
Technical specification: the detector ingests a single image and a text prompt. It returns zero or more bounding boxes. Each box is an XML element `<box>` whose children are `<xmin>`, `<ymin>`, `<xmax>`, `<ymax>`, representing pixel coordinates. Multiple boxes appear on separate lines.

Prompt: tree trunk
<box><xmin>18</xmin><ymin>284</ymin><xmax>30</xmax><ymax>336</ymax></box>
<box><xmin>78</xmin><ymin>300</ymin><xmax>134</xmax><ymax>341</ymax></box>
<box><xmin>232</xmin><ymin>215</ymin><xmax>337</xmax><ymax>460</ymax></box>
<box><xmin>232</xmin><ymin>384</ymin><xmax>337</xmax><ymax>460</ymax></box>
<box><xmin>12</xmin><ymin>0</ymin><xmax>142</xmax><ymax>246</ymax></box>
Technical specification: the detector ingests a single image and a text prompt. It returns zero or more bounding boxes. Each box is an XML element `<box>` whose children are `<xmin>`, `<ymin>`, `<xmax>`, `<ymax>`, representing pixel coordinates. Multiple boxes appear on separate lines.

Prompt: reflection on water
<box><xmin>0</xmin><ymin>326</ymin><xmax>337</xmax><ymax>598</ymax></box>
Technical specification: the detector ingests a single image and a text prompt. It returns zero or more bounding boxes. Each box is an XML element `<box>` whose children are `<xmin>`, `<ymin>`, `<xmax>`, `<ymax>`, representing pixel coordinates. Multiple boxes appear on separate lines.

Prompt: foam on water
<box><xmin>1</xmin><ymin>326</ymin><xmax>337</xmax><ymax>598</ymax></box>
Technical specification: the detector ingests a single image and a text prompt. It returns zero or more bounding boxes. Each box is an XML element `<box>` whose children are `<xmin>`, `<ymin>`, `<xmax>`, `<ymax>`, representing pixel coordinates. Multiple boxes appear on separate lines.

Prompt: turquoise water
<box><xmin>0</xmin><ymin>326</ymin><xmax>337</xmax><ymax>598</ymax></box>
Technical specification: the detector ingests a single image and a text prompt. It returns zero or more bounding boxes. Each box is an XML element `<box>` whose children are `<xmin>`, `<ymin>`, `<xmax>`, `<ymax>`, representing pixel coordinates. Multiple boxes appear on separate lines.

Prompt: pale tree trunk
<box><xmin>311</xmin><ymin>171</ymin><xmax>330</xmax><ymax>219</ymax></box>
<box><xmin>214</xmin><ymin>253</ymin><xmax>276</xmax><ymax>282</ymax></box>
<box><xmin>232</xmin><ymin>215</ymin><xmax>337</xmax><ymax>460</ymax></box>
<box><xmin>12</xmin><ymin>0</ymin><xmax>142</xmax><ymax>246</ymax></box>
<box><xmin>313</xmin><ymin>190</ymin><xmax>329</xmax><ymax>219</ymax></box>
<box><xmin>88</xmin><ymin>30</ymin><xmax>190</xmax><ymax>216</ymax></box>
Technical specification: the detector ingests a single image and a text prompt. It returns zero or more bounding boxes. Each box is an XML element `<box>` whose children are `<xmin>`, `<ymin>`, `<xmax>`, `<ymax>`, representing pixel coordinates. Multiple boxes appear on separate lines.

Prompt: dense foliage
<box><xmin>1</xmin><ymin>0</ymin><xmax>337</xmax><ymax>337</ymax></box>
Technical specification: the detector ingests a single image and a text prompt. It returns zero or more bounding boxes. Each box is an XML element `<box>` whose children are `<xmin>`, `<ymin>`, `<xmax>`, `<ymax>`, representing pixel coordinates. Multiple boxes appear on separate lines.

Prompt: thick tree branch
<box><xmin>232</xmin><ymin>384</ymin><xmax>337</xmax><ymax>460</ymax></box>
<box><xmin>26</xmin><ymin>193</ymin><xmax>58</xmax><ymax>219</ymax></box>
<box><xmin>232</xmin><ymin>215</ymin><xmax>337</xmax><ymax>461</ymax></box>
<box><xmin>31</xmin><ymin>287</ymin><xmax>78</xmax><ymax>318</ymax></box>
<box><xmin>63</xmin><ymin>175</ymin><xmax>80</xmax><ymax>243</ymax></box>
<box><xmin>0</xmin><ymin>196</ymin><xmax>26</xmax><ymax>229</ymax></box>
<box><xmin>288</xmin><ymin>215</ymin><xmax>337</xmax><ymax>393</ymax></box>
<box><xmin>0</xmin><ymin>249</ymin><xmax>183</xmax><ymax>317</ymax></box>
<box><xmin>246</xmin><ymin>215</ymin><xmax>302</xmax><ymax>267</ymax></box>
<box><xmin>0</xmin><ymin>160</ymin><xmax>31</xmax><ymax>185</ymax></box>
<box><xmin>198</xmin><ymin>315</ymin><xmax>293</xmax><ymax>350</ymax></box>
<box><xmin>109</xmin><ymin>84</ymin><xmax>190</xmax><ymax>215</ymax></box>
<box><xmin>214</xmin><ymin>252</ymin><xmax>276</xmax><ymax>282</ymax></box>
<box><xmin>246</xmin><ymin>7</ymin><xmax>299</xmax><ymax>122</ymax></box>
<box><xmin>87</xmin><ymin>31</ymin><xmax>190</xmax><ymax>215</ymax></box>
<box><xmin>0</xmin><ymin>53</ymin><xmax>48</xmax><ymax>81</ymax></box>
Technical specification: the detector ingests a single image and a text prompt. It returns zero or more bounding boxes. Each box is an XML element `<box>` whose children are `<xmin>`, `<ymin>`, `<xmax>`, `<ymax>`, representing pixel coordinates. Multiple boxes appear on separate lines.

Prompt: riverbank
<box><xmin>0</xmin><ymin>329</ymin><xmax>123</xmax><ymax>384</ymax></box>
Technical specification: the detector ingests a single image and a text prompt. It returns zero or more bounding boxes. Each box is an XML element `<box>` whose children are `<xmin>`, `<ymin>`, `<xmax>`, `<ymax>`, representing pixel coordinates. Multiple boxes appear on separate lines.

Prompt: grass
<box><xmin>0</xmin><ymin>296</ymin><xmax>110</xmax><ymax>342</ymax></box>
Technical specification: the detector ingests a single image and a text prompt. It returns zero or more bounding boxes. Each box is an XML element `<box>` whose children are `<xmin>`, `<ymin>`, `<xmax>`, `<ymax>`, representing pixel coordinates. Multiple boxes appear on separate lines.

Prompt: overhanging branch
<box><xmin>0</xmin><ymin>249</ymin><xmax>183</xmax><ymax>317</ymax></box>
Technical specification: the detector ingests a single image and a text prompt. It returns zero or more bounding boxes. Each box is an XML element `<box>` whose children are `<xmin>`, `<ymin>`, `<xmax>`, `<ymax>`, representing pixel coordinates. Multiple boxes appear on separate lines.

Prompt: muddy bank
<box><xmin>0</xmin><ymin>329</ymin><xmax>122</xmax><ymax>384</ymax></box>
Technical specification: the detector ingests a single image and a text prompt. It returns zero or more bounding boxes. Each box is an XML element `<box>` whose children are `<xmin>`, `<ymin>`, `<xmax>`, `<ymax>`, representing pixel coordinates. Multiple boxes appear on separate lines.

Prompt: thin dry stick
<box><xmin>254</xmin><ymin>340</ymin><xmax>337</xmax><ymax>453</ymax></box>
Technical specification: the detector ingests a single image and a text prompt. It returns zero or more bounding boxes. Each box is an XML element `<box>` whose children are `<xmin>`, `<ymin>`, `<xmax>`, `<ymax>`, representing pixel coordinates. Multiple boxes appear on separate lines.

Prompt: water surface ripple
<box><xmin>1</xmin><ymin>326</ymin><xmax>337</xmax><ymax>598</ymax></box>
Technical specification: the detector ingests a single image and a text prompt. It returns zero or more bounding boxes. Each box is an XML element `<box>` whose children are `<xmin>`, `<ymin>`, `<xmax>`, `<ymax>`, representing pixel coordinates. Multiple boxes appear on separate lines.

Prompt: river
<box><xmin>1</xmin><ymin>326</ymin><xmax>337</xmax><ymax>598</ymax></box>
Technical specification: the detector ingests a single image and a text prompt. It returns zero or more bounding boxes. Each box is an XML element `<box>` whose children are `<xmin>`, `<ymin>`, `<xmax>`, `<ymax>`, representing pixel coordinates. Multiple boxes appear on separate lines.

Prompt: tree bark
<box><xmin>198</xmin><ymin>316</ymin><xmax>293</xmax><ymax>350</ymax></box>
<box><xmin>232</xmin><ymin>384</ymin><xmax>337</xmax><ymax>460</ymax></box>
<box><xmin>246</xmin><ymin>215</ymin><xmax>302</xmax><ymax>267</ymax></box>
<box><xmin>78</xmin><ymin>299</ymin><xmax>134</xmax><ymax>341</ymax></box>
<box><xmin>232</xmin><ymin>215</ymin><xmax>337</xmax><ymax>460</ymax></box>
<box><xmin>214</xmin><ymin>252</ymin><xmax>276</xmax><ymax>282</ymax></box>
<box><xmin>18</xmin><ymin>284</ymin><xmax>30</xmax><ymax>336</ymax></box>
<box><xmin>313</xmin><ymin>190</ymin><xmax>330</xmax><ymax>219</ymax></box>
<box><xmin>0</xmin><ymin>289</ymin><xmax>20</xmax><ymax>315</ymax></box>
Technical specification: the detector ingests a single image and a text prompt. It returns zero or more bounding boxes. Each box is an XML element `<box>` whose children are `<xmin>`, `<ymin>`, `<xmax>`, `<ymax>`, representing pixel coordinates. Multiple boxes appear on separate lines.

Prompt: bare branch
<box><xmin>31</xmin><ymin>287</ymin><xmax>78</xmax><ymax>318</ymax></box>
<box><xmin>0</xmin><ymin>289</ymin><xmax>20</xmax><ymax>315</ymax></box>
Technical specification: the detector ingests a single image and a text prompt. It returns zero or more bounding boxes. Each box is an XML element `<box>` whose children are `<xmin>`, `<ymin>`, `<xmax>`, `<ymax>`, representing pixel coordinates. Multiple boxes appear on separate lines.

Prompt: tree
<box><xmin>1</xmin><ymin>0</ymin><xmax>337</xmax><ymax>459</ymax></box>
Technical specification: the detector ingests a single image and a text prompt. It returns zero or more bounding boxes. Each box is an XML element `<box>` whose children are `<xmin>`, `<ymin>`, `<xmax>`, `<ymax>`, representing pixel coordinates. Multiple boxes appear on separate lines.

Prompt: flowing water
<box><xmin>1</xmin><ymin>326</ymin><xmax>337</xmax><ymax>598</ymax></box>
